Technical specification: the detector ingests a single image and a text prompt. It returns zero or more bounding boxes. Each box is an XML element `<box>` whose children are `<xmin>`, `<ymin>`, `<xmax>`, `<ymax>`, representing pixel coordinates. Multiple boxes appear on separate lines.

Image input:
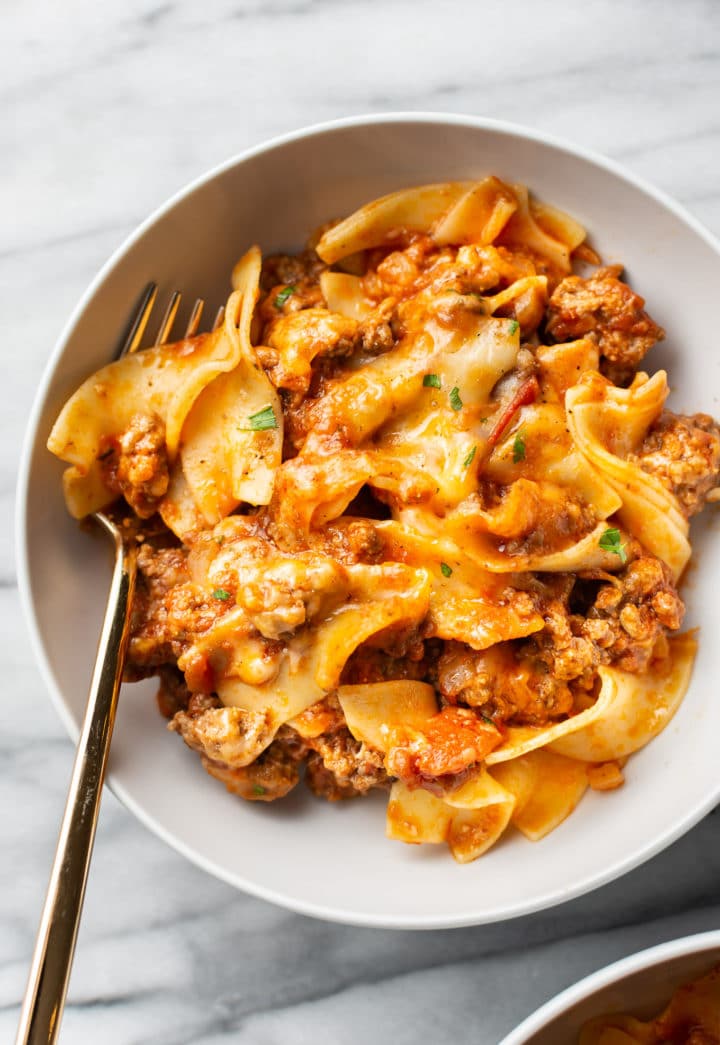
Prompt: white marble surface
<box><xmin>3</xmin><ymin>0</ymin><xmax>720</xmax><ymax>1041</ymax></box>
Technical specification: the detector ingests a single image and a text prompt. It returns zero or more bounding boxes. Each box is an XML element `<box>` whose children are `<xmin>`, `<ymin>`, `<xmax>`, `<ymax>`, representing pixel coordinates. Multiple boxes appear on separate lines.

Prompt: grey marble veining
<box><xmin>3</xmin><ymin>0</ymin><xmax>720</xmax><ymax>1041</ymax></box>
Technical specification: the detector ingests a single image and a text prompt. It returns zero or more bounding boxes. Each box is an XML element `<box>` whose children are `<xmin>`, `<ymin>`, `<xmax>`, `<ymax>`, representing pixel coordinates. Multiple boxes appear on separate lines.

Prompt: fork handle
<box><xmin>16</xmin><ymin>528</ymin><xmax>137</xmax><ymax>1045</ymax></box>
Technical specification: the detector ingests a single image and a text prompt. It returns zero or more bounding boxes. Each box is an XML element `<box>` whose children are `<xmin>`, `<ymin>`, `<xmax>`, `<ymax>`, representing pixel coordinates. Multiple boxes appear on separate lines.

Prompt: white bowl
<box><xmin>499</xmin><ymin>931</ymin><xmax>720</xmax><ymax>1044</ymax></box>
<box><xmin>17</xmin><ymin>113</ymin><xmax>720</xmax><ymax>929</ymax></box>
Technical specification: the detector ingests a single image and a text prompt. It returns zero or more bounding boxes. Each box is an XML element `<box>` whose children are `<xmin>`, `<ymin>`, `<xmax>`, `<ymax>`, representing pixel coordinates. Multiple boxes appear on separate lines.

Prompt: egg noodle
<box><xmin>48</xmin><ymin>177</ymin><xmax>719</xmax><ymax>863</ymax></box>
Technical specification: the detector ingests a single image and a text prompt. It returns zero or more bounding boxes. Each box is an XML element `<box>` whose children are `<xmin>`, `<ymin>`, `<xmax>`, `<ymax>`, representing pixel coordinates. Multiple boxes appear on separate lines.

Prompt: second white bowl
<box><xmin>500</xmin><ymin>931</ymin><xmax>720</xmax><ymax>1044</ymax></box>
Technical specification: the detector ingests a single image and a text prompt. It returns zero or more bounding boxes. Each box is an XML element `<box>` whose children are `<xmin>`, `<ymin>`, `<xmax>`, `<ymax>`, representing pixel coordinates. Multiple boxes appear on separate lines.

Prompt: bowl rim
<box><xmin>16</xmin><ymin>111</ymin><xmax>720</xmax><ymax>929</ymax></box>
<box><xmin>497</xmin><ymin>929</ymin><xmax>720</xmax><ymax>1044</ymax></box>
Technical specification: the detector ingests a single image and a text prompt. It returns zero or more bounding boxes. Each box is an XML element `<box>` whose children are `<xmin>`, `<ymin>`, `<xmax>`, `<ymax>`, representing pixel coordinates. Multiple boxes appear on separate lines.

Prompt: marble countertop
<box><xmin>3</xmin><ymin>1</ymin><xmax>720</xmax><ymax>1041</ymax></box>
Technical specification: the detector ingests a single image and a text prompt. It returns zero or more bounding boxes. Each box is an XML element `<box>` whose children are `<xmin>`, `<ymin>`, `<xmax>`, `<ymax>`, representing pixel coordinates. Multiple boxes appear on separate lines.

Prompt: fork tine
<box><xmin>212</xmin><ymin>304</ymin><xmax>225</xmax><ymax>331</ymax></box>
<box><xmin>119</xmin><ymin>282</ymin><xmax>158</xmax><ymax>358</ymax></box>
<box><xmin>185</xmin><ymin>298</ymin><xmax>204</xmax><ymax>338</ymax></box>
<box><xmin>154</xmin><ymin>291</ymin><xmax>182</xmax><ymax>346</ymax></box>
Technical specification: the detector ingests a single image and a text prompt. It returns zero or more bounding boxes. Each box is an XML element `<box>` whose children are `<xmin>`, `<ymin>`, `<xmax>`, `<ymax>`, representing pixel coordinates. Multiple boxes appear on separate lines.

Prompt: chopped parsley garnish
<box><xmin>449</xmin><ymin>386</ymin><xmax>463</xmax><ymax>412</ymax></box>
<box><xmin>274</xmin><ymin>285</ymin><xmax>296</xmax><ymax>309</ymax></box>
<box><xmin>598</xmin><ymin>527</ymin><xmax>628</xmax><ymax>564</ymax></box>
<box><xmin>463</xmin><ymin>445</ymin><xmax>477</xmax><ymax>469</ymax></box>
<box><xmin>481</xmin><ymin>713</ymin><xmax>495</xmax><ymax>726</ymax></box>
<box><xmin>423</xmin><ymin>373</ymin><xmax>442</xmax><ymax>389</ymax></box>
<box><xmin>508</xmin><ymin>319</ymin><xmax>519</xmax><ymax>336</ymax></box>
<box><xmin>246</xmin><ymin>405</ymin><xmax>278</xmax><ymax>431</ymax></box>
<box><xmin>253</xmin><ymin>784</ymin><xmax>267</xmax><ymax>796</ymax></box>
<box><xmin>512</xmin><ymin>431</ymin><xmax>526</xmax><ymax>463</ymax></box>
<box><xmin>212</xmin><ymin>588</ymin><xmax>232</xmax><ymax>601</ymax></box>
<box><xmin>440</xmin><ymin>562</ymin><xmax>453</xmax><ymax>578</ymax></box>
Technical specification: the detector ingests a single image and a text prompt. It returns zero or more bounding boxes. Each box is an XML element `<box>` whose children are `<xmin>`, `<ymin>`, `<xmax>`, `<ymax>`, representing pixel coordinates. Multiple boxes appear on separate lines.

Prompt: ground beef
<box><xmin>136</xmin><ymin>541</ymin><xmax>189</xmax><ymax>592</ymax></box>
<box><xmin>303</xmin><ymin>726</ymin><xmax>389</xmax><ymax>800</ymax></box>
<box><xmin>169</xmin><ymin>695</ymin><xmax>274</xmax><ymax>768</ymax></box>
<box><xmin>546</xmin><ymin>265</ymin><xmax>664</xmax><ymax>370</ymax></box>
<box><xmin>437</xmin><ymin>555</ymin><xmax>684</xmax><ymax>724</ymax></box>
<box><xmin>202</xmin><ymin>737</ymin><xmax>303</xmax><ymax>802</ymax></box>
<box><xmin>260</xmin><ymin>247</ymin><xmax>326</xmax><ymax>292</ymax></box>
<box><xmin>354</xmin><ymin>299</ymin><xmax>398</xmax><ymax>355</ymax></box>
<box><xmin>168</xmin><ymin>697</ymin><xmax>302</xmax><ymax>801</ymax></box>
<box><xmin>580</xmin><ymin>555</ymin><xmax>684</xmax><ymax>673</ymax></box>
<box><xmin>631</xmin><ymin>411</ymin><xmax>720</xmax><ymax>517</ymax></box>
<box><xmin>155</xmin><ymin>665</ymin><xmax>191</xmax><ymax>719</ymax></box>
<box><xmin>437</xmin><ymin>639</ymin><xmax>576</xmax><ymax>727</ymax></box>
<box><xmin>128</xmin><ymin>543</ymin><xmax>220</xmax><ymax>671</ymax></box>
<box><xmin>99</xmin><ymin>413</ymin><xmax>169</xmax><ymax>518</ymax></box>
<box><xmin>312</xmin><ymin>518</ymin><xmax>385</xmax><ymax>566</ymax></box>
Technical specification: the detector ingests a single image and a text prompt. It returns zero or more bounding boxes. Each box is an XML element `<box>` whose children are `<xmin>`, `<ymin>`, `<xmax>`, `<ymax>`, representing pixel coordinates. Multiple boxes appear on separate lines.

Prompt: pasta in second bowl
<box><xmin>18</xmin><ymin>114</ymin><xmax>720</xmax><ymax>927</ymax></box>
<box><xmin>499</xmin><ymin>931</ymin><xmax>720</xmax><ymax>1045</ymax></box>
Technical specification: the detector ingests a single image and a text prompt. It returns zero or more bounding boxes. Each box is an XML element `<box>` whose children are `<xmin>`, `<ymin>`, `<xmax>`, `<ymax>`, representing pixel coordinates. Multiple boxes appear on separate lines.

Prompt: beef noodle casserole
<box><xmin>48</xmin><ymin>178</ymin><xmax>720</xmax><ymax>863</ymax></box>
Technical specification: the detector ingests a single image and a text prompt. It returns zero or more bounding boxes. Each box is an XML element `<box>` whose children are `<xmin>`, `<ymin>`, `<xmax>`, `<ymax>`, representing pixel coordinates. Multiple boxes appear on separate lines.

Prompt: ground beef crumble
<box><xmin>632</xmin><ymin>411</ymin><xmax>720</xmax><ymax>517</ymax></box>
<box><xmin>546</xmin><ymin>265</ymin><xmax>664</xmax><ymax>372</ymax></box>
<box><xmin>99</xmin><ymin>413</ymin><xmax>169</xmax><ymax>518</ymax></box>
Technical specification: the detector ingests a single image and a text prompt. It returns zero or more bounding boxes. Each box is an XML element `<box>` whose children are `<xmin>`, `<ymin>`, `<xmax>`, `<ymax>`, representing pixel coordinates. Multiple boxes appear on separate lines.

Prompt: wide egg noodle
<box><xmin>372</xmin><ymin>520</ymin><xmax>545</xmax><ymax>649</ymax></box>
<box><xmin>405</xmin><ymin>508</ymin><xmax>628</xmax><ymax>575</ymax></box>
<box><xmin>387</xmin><ymin>768</ymin><xmax>516</xmax><ymax>863</ymax></box>
<box><xmin>567</xmin><ymin>370</ymin><xmax>691</xmax><ymax>579</ymax></box>
<box><xmin>268</xmin><ymin>452</ymin><xmax>438</xmax><ymax>545</ymax></box>
<box><xmin>315</xmin><ymin>181</ymin><xmax>476</xmax><ymax>264</ymax></box>
<box><xmin>158</xmin><ymin>466</ymin><xmax>205</xmax><ymax>540</ymax></box>
<box><xmin>485</xmin><ymin>673</ymin><xmax>617</xmax><ymax>764</ymax></box>
<box><xmin>210</xmin><ymin>562</ymin><xmax>431</xmax><ymax>735</ymax></box>
<box><xmin>431</xmin><ymin>176</ymin><xmax>518</xmax><ymax>245</ymax></box>
<box><xmin>337</xmin><ymin>680</ymin><xmax>439</xmax><ymax>750</ymax></box>
<box><xmin>315</xmin><ymin>178</ymin><xmax>585</xmax><ymax>272</ymax></box>
<box><xmin>497</xmin><ymin>183</ymin><xmax>585</xmax><ymax>274</ymax></box>
<box><xmin>319</xmin><ymin>272</ymin><xmax>374</xmax><ymax>320</ymax></box>
<box><xmin>385</xmin><ymin>785</ymin><xmax>453</xmax><ymax>846</ymax></box>
<box><xmin>47</xmin><ymin>300</ymin><xmax>251</xmax><ymax>520</ymax></box>
<box><xmin>302</xmin><ymin>310</ymin><xmax>520</xmax><ymax>457</ymax></box>
<box><xmin>402</xmin><ymin>397</ymin><xmax>625</xmax><ymax>573</ymax></box>
<box><xmin>484</xmin><ymin>402</ymin><xmax>621</xmax><ymax>517</ymax></box>
<box><xmin>339</xmin><ymin>675</ymin><xmax>516</xmax><ymax>862</ymax></box>
<box><xmin>550</xmin><ymin>633</ymin><xmax>697</xmax><ymax>762</ymax></box>
<box><xmin>177</xmin><ymin>248</ymin><xmax>283</xmax><ymax>524</ymax></box>
<box><xmin>489</xmin><ymin>749</ymin><xmax>589</xmax><ymax>841</ymax></box>
<box><xmin>370</xmin><ymin>316</ymin><xmax>521</xmax><ymax>509</ymax></box>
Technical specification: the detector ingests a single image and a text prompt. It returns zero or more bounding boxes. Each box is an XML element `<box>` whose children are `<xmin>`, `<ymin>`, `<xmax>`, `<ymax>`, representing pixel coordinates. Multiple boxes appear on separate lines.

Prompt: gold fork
<box><xmin>16</xmin><ymin>287</ymin><xmax>220</xmax><ymax>1045</ymax></box>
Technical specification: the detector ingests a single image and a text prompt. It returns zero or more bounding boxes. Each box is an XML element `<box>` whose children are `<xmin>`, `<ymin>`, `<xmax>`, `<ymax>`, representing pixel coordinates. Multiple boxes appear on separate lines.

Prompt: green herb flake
<box><xmin>440</xmin><ymin>562</ymin><xmax>453</xmax><ymax>578</ymax></box>
<box><xmin>423</xmin><ymin>373</ymin><xmax>442</xmax><ymax>389</ymax></box>
<box><xmin>512</xmin><ymin>431</ymin><xmax>526</xmax><ymax>463</ymax></box>
<box><xmin>253</xmin><ymin>784</ymin><xmax>267</xmax><ymax>796</ymax></box>
<box><xmin>274</xmin><ymin>285</ymin><xmax>296</xmax><ymax>309</ymax></box>
<box><xmin>212</xmin><ymin>588</ymin><xmax>232</xmax><ymax>601</ymax></box>
<box><xmin>481</xmin><ymin>713</ymin><xmax>495</xmax><ymax>727</ymax></box>
<box><xmin>247</xmin><ymin>405</ymin><xmax>278</xmax><ymax>431</ymax></box>
<box><xmin>508</xmin><ymin>319</ymin><xmax>519</xmax><ymax>336</ymax></box>
<box><xmin>463</xmin><ymin>445</ymin><xmax>477</xmax><ymax>469</ymax></box>
<box><xmin>598</xmin><ymin>527</ymin><xmax>628</xmax><ymax>564</ymax></box>
<box><xmin>449</xmin><ymin>386</ymin><xmax>463</xmax><ymax>412</ymax></box>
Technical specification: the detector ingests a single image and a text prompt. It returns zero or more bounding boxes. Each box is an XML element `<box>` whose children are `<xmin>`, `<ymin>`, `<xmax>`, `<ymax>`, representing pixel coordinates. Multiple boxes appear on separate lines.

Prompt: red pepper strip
<box><xmin>486</xmin><ymin>374</ymin><xmax>539</xmax><ymax>449</ymax></box>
